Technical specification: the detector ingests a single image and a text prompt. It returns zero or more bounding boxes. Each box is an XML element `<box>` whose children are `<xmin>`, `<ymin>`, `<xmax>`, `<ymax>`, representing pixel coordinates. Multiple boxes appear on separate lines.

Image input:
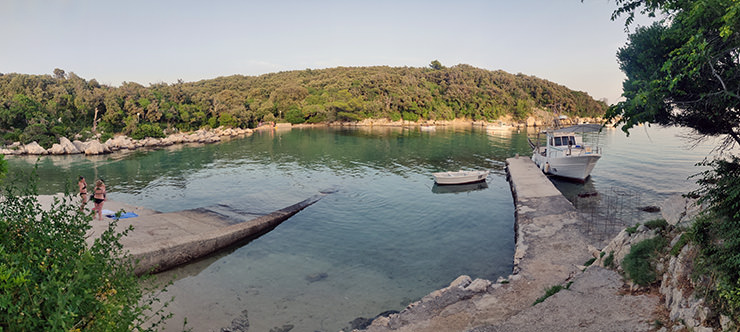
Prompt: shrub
<box><xmin>604</xmin><ymin>251</ymin><xmax>615</xmax><ymax>268</ymax></box>
<box><xmin>689</xmin><ymin>157</ymin><xmax>740</xmax><ymax>320</ymax></box>
<box><xmin>131</xmin><ymin>123</ymin><xmax>165</xmax><ymax>140</ymax></box>
<box><xmin>401</xmin><ymin>111</ymin><xmax>420</xmax><ymax>122</ymax></box>
<box><xmin>533</xmin><ymin>285</ymin><xmax>564</xmax><ymax>306</ymax></box>
<box><xmin>218</xmin><ymin>113</ymin><xmax>237</xmax><ymax>128</ymax></box>
<box><xmin>99</xmin><ymin>132</ymin><xmax>114</xmax><ymax>143</ymax></box>
<box><xmin>0</xmin><ymin>173</ymin><xmax>172</xmax><ymax>331</ymax></box>
<box><xmin>584</xmin><ymin>257</ymin><xmax>596</xmax><ymax>266</ymax></box>
<box><xmin>625</xmin><ymin>223</ymin><xmax>640</xmax><ymax>235</ymax></box>
<box><xmin>644</xmin><ymin>219</ymin><xmax>668</xmax><ymax>231</ymax></box>
<box><xmin>623</xmin><ymin>236</ymin><xmax>668</xmax><ymax>286</ymax></box>
<box><xmin>670</xmin><ymin>233</ymin><xmax>689</xmax><ymax>257</ymax></box>
<box><xmin>283</xmin><ymin>108</ymin><xmax>304</xmax><ymax>124</ymax></box>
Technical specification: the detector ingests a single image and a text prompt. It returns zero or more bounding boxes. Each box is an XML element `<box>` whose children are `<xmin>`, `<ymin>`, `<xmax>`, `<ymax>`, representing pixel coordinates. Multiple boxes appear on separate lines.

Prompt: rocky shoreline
<box><xmin>1</xmin><ymin>113</ymin><xmax>603</xmax><ymax>157</ymax></box>
<box><xmin>0</xmin><ymin>127</ymin><xmax>254</xmax><ymax>156</ymax></box>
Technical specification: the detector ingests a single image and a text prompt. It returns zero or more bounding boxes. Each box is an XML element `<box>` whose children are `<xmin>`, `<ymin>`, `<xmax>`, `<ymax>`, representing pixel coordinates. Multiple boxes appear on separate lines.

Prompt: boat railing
<box><xmin>548</xmin><ymin>144</ymin><xmax>601</xmax><ymax>157</ymax></box>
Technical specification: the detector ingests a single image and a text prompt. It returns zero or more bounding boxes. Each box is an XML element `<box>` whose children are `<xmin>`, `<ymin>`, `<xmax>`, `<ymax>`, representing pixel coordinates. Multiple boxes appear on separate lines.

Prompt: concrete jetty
<box><xmin>361</xmin><ymin>156</ymin><xmax>656</xmax><ymax>331</ymax></box>
<box><xmin>40</xmin><ymin>193</ymin><xmax>326</xmax><ymax>275</ymax></box>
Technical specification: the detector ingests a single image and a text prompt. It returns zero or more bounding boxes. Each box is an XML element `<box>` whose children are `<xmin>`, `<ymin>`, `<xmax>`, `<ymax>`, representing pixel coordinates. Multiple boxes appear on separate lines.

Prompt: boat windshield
<box><xmin>551</xmin><ymin>136</ymin><xmax>576</xmax><ymax>147</ymax></box>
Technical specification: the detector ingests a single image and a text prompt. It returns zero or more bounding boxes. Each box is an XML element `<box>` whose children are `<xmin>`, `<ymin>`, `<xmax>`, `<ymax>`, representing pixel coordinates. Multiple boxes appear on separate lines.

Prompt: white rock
<box><xmin>84</xmin><ymin>140</ymin><xmax>106</xmax><ymax>155</ymax></box>
<box><xmin>450</xmin><ymin>275</ymin><xmax>472</xmax><ymax>288</ymax></box>
<box><xmin>24</xmin><ymin>141</ymin><xmax>47</xmax><ymax>155</ymax></box>
<box><xmin>59</xmin><ymin>137</ymin><xmax>81</xmax><ymax>154</ymax></box>
<box><xmin>72</xmin><ymin>140</ymin><xmax>86</xmax><ymax>152</ymax></box>
<box><xmin>465</xmin><ymin>278</ymin><xmax>491</xmax><ymax>293</ymax></box>
<box><xmin>48</xmin><ymin>143</ymin><xmax>65</xmax><ymax>155</ymax></box>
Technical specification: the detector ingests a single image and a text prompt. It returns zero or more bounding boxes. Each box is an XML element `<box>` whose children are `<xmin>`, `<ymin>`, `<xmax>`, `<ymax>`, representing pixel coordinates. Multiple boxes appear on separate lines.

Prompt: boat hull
<box><xmin>432</xmin><ymin>170</ymin><xmax>489</xmax><ymax>185</ymax></box>
<box><xmin>532</xmin><ymin>153</ymin><xmax>600</xmax><ymax>182</ymax></box>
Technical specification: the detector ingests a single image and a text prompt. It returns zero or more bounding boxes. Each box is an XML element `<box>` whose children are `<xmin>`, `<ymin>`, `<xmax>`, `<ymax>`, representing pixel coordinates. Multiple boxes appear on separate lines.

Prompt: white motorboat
<box><xmin>530</xmin><ymin>124</ymin><xmax>602</xmax><ymax>182</ymax></box>
<box><xmin>432</xmin><ymin>170</ymin><xmax>489</xmax><ymax>185</ymax></box>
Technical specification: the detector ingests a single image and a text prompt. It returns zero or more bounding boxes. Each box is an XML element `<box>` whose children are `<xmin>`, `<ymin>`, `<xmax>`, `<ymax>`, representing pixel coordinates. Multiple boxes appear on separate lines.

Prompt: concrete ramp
<box><xmin>83</xmin><ymin>194</ymin><xmax>326</xmax><ymax>275</ymax></box>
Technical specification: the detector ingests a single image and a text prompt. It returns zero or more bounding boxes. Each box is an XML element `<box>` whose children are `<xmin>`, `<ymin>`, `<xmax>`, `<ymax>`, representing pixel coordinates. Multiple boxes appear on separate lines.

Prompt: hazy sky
<box><xmin>0</xmin><ymin>0</ymin><xmax>652</xmax><ymax>104</ymax></box>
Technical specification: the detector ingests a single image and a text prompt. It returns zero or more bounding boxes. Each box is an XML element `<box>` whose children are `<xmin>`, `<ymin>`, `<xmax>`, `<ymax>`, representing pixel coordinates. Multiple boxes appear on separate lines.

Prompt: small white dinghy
<box><xmin>432</xmin><ymin>170</ymin><xmax>489</xmax><ymax>185</ymax></box>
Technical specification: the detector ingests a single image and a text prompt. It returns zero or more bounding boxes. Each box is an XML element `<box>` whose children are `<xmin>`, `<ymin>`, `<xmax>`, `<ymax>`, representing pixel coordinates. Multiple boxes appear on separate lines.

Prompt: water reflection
<box><xmin>431</xmin><ymin>181</ymin><xmax>489</xmax><ymax>194</ymax></box>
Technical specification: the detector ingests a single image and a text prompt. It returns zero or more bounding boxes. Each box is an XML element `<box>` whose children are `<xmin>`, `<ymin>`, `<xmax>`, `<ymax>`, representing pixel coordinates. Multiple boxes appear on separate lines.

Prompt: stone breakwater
<box><xmin>0</xmin><ymin>127</ymin><xmax>253</xmax><ymax>156</ymax></box>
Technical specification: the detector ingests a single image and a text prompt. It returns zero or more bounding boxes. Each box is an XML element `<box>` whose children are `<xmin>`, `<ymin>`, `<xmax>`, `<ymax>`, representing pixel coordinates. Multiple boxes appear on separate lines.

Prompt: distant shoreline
<box><xmin>2</xmin><ymin>115</ymin><xmax>603</xmax><ymax>157</ymax></box>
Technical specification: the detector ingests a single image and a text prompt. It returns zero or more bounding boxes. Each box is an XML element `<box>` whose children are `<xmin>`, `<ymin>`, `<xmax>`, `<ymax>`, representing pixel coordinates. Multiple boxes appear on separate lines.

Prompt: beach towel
<box><xmin>104</xmin><ymin>211</ymin><xmax>139</xmax><ymax>219</ymax></box>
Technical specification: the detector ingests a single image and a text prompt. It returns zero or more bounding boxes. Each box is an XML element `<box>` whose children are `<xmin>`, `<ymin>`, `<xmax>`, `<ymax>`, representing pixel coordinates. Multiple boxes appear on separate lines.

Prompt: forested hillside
<box><xmin>0</xmin><ymin>63</ymin><xmax>606</xmax><ymax>148</ymax></box>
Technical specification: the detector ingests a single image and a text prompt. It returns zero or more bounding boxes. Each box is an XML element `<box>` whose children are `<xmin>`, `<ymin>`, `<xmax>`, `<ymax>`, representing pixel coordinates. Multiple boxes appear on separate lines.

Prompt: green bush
<box><xmin>218</xmin><ymin>113</ymin><xmax>237</xmax><ymax>128</ymax></box>
<box><xmin>131</xmin><ymin>123</ymin><xmax>165</xmax><ymax>140</ymax></box>
<box><xmin>584</xmin><ymin>257</ymin><xmax>596</xmax><ymax>266</ymax></box>
<box><xmin>604</xmin><ymin>251</ymin><xmax>615</xmax><ymax>268</ymax></box>
<box><xmin>625</xmin><ymin>223</ymin><xmax>640</xmax><ymax>235</ymax></box>
<box><xmin>99</xmin><ymin>132</ymin><xmax>114</xmax><ymax>143</ymax></box>
<box><xmin>284</xmin><ymin>108</ymin><xmax>305</xmax><ymax>124</ymax></box>
<box><xmin>644</xmin><ymin>219</ymin><xmax>669</xmax><ymax>231</ymax></box>
<box><xmin>670</xmin><ymin>233</ymin><xmax>689</xmax><ymax>257</ymax></box>
<box><xmin>0</xmin><ymin>174</ymin><xmax>172</xmax><ymax>331</ymax></box>
<box><xmin>689</xmin><ymin>157</ymin><xmax>740</xmax><ymax>320</ymax></box>
<box><xmin>623</xmin><ymin>236</ymin><xmax>668</xmax><ymax>286</ymax></box>
<box><xmin>533</xmin><ymin>285</ymin><xmax>564</xmax><ymax>306</ymax></box>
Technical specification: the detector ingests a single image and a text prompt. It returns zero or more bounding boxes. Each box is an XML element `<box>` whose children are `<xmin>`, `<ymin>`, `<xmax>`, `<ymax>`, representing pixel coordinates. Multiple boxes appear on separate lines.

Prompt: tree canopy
<box><xmin>1</xmin><ymin>64</ymin><xmax>606</xmax><ymax>148</ymax></box>
<box><xmin>607</xmin><ymin>0</ymin><xmax>740</xmax><ymax>150</ymax></box>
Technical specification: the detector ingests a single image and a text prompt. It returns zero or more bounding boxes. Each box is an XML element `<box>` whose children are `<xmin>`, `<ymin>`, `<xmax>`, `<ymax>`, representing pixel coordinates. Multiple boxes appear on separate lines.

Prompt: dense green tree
<box><xmin>429</xmin><ymin>60</ymin><xmax>445</xmax><ymax>70</ymax></box>
<box><xmin>607</xmin><ymin>0</ymin><xmax>740</xmax><ymax>150</ymax></box>
<box><xmin>1</xmin><ymin>65</ymin><xmax>607</xmax><ymax>145</ymax></box>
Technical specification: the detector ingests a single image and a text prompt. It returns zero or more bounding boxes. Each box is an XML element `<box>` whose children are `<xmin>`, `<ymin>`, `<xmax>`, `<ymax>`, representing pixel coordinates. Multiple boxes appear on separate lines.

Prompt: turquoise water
<box><xmin>3</xmin><ymin>125</ymin><xmax>722</xmax><ymax>331</ymax></box>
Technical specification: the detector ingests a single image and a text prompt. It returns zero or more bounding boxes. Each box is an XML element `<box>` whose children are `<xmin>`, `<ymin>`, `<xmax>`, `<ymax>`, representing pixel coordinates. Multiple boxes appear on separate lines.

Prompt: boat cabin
<box><xmin>550</xmin><ymin>134</ymin><xmax>581</xmax><ymax>148</ymax></box>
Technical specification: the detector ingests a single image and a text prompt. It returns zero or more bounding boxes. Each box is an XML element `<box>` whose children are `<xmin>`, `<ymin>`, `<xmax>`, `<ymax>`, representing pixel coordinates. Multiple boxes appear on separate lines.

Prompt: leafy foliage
<box><xmin>130</xmin><ymin>123</ymin><xmax>165</xmax><ymax>140</ymax></box>
<box><xmin>688</xmin><ymin>157</ymin><xmax>740</xmax><ymax>318</ymax></box>
<box><xmin>643</xmin><ymin>218</ymin><xmax>668</xmax><ymax>231</ymax></box>
<box><xmin>670</xmin><ymin>233</ymin><xmax>689</xmax><ymax>257</ymax></box>
<box><xmin>604</xmin><ymin>251</ymin><xmax>615</xmax><ymax>268</ymax></box>
<box><xmin>0</xmin><ymin>65</ymin><xmax>607</xmax><ymax>147</ymax></box>
<box><xmin>623</xmin><ymin>236</ymin><xmax>668</xmax><ymax>286</ymax></box>
<box><xmin>532</xmin><ymin>285</ymin><xmax>565</xmax><ymax>306</ymax></box>
<box><xmin>0</xmin><ymin>173</ymin><xmax>172</xmax><ymax>331</ymax></box>
<box><xmin>607</xmin><ymin>0</ymin><xmax>740</xmax><ymax>150</ymax></box>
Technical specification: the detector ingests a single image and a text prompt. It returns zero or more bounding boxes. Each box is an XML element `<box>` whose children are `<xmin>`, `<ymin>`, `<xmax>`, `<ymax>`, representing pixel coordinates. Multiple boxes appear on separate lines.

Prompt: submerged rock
<box><xmin>305</xmin><ymin>272</ymin><xmax>328</xmax><ymax>283</ymax></box>
<box><xmin>219</xmin><ymin>309</ymin><xmax>249</xmax><ymax>332</ymax></box>
<box><xmin>639</xmin><ymin>205</ymin><xmax>661</xmax><ymax>213</ymax></box>
<box><xmin>268</xmin><ymin>324</ymin><xmax>293</xmax><ymax>332</ymax></box>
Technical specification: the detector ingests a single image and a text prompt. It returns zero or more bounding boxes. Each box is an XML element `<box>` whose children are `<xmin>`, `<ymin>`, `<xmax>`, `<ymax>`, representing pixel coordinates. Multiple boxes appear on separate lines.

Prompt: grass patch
<box><xmin>623</xmin><ymin>236</ymin><xmax>668</xmax><ymax>286</ymax></box>
<box><xmin>584</xmin><ymin>257</ymin><xmax>596</xmax><ymax>266</ymax></box>
<box><xmin>604</xmin><ymin>251</ymin><xmax>615</xmax><ymax>268</ymax></box>
<box><xmin>670</xmin><ymin>233</ymin><xmax>689</xmax><ymax>257</ymax></box>
<box><xmin>625</xmin><ymin>223</ymin><xmax>640</xmax><ymax>235</ymax></box>
<box><xmin>644</xmin><ymin>218</ymin><xmax>669</xmax><ymax>231</ymax></box>
<box><xmin>533</xmin><ymin>285</ymin><xmax>565</xmax><ymax>306</ymax></box>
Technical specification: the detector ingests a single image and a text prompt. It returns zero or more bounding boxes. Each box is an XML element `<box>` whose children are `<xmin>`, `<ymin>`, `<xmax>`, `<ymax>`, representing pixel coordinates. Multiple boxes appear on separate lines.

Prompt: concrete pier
<box><xmin>362</xmin><ymin>157</ymin><xmax>598</xmax><ymax>331</ymax></box>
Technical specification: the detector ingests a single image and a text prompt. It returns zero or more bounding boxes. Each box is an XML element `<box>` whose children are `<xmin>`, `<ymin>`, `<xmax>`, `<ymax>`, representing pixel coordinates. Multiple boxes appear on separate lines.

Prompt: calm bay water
<box><xmin>4</xmin><ymin>124</ymin><xmax>722</xmax><ymax>331</ymax></box>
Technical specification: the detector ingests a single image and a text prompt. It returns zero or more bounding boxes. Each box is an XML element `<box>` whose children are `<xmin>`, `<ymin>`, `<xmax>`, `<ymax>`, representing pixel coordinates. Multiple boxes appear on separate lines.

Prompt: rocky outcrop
<box><xmin>48</xmin><ymin>137</ymin><xmax>82</xmax><ymax>154</ymax></box>
<box><xmin>593</xmin><ymin>225</ymin><xmax>659</xmax><ymax>273</ymax></box>
<box><xmin>659</xmin><ymin>240</ymin><xmax>715</xmax><ymax>332</ymax></box>
<box><xmin>1</xmin><ymin>127</ymin><xmax>255</xmax><ymax>157</ymax></box>
<box><xmin>661</xmin><ymin>194</ymin><xmax>702</xmax><ymax>228</ymax></box>
<box><xmin>591</xmin><ymin>195</ymin><xmax>720</xmax><ymax>332</ymax></box>
<box><xmin>366</xmin><ymin>275</ymin><xmax>492</xmax><ymax>330</ymax></box>
<box><xmin>23</xmin><ymin>141</ymin><xmax>48</xmax><ymax>155</ymax></box>
<box><xmin>83</xmin><ymin>140</ymin><xmax>109</xmax><ymax>155</ymax></box>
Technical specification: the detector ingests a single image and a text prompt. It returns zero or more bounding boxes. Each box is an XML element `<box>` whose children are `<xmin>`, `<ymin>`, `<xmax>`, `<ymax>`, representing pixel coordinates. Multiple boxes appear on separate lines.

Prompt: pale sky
<box><xmin>0</xmin><ymin>0</ymin><xmax>652</xmax><ymax>105</ymax></box>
